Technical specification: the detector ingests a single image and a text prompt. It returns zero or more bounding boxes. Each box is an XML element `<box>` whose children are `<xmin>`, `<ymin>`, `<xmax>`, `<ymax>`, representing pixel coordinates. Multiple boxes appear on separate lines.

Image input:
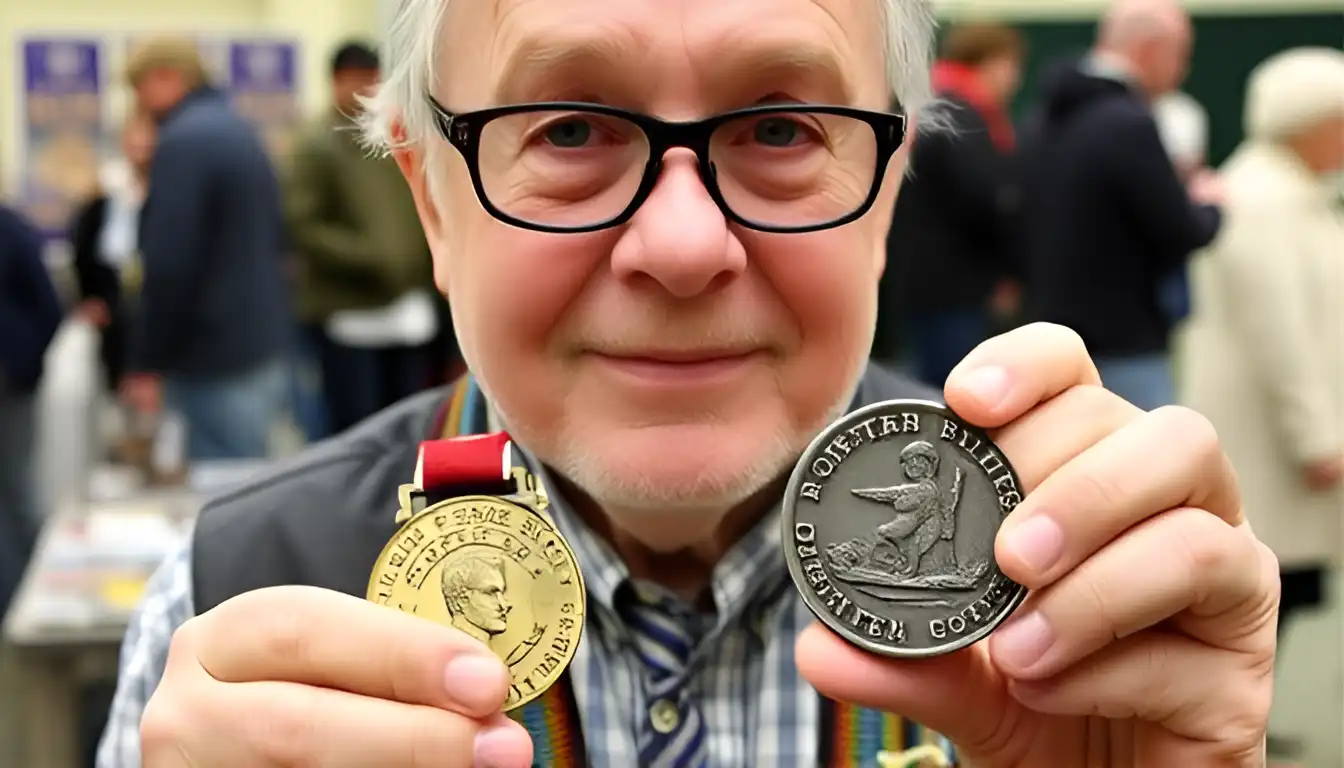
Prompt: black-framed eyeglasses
<box><xmin>427</xmin><ymin>96</ymin><xmax>907</xmax><ymax>235</ymax></box>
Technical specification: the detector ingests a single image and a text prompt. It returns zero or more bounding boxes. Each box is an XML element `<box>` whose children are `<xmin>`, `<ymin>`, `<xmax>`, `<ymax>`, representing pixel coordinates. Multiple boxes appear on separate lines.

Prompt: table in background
<box><xmin>1</xmin><ymin>460</ymin><xmax>271</xmax><ymax>768</ymax></box>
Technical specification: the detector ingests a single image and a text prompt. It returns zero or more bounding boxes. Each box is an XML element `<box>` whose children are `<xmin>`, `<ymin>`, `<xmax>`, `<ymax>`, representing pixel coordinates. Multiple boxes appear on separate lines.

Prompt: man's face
<box><xmin>463</xmin><ymin>567</ymin><xmax>511</xmax><ymax>633</ymax></box>
<box><xmin>333</xmin><ymin>67</ymin><xmax>380</xmax><ymax>113</ymax></box>
<box><xmin>134</xmin><ymin>69</ymin><xmax>187</xmax><ymax>119</ymax></box>
<box><xmin>1137</xmin><ymin>21</ymin><xmax>1192</xmax><ymax>97</ymax></box>
<box><xmin>978</xmin><ymin>54</ymin><xmax>1023</xmax><ymax>106</ymax></box>
<box><xmin>401</xmin><ymin>0</ymin><xmax>904</xmax><ymax>548</ymax></box>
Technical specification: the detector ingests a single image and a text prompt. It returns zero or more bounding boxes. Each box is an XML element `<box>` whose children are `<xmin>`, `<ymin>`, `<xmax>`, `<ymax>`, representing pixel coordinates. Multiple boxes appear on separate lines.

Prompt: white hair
<box><xmin>359</xmin><ymin>0</ymin><xmax>939</xmax><ymax>159</ymax></box>
<box><xmin>1244</xmin><ymin>47</ymin><xmax>1344</xmax><ymax>142</ymax></box>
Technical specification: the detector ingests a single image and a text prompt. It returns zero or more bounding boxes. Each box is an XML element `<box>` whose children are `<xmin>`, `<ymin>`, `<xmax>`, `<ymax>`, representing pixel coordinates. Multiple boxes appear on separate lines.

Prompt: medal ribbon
<box><xmin>427</xmin><ymin>375</ymin><xmax>954</xmax><ymax>767</ymax></box>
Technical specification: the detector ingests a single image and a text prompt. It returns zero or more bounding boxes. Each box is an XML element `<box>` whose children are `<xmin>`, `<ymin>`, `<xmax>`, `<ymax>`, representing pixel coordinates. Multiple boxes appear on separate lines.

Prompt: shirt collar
<box><xmin>502</xmin><ymin>428</ymin><xmax>790</xmax><ymax>630</ymax></box>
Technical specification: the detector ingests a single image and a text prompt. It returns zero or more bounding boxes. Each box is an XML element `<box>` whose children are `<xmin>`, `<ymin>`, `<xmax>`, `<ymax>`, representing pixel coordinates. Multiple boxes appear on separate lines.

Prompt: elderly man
<box><xmin>97</xmin><ymin>1</ymin><xmax>1277</xmax><ymax>767</ymax></box>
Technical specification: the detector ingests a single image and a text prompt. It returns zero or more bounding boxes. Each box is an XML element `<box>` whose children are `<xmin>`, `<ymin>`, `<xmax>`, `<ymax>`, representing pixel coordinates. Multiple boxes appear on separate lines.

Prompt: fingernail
<box><xmin>960</xmin><ymin>366</ymin><xmax>1011</xmax><ymax>407</ymax></box>
<box><xmin>1003</xmin><ymin>515</ymin><xmax>1065</xmax><ymax>574</ymax></box>
<box><xmin>993</xmin><ymin>611</ymin><xmax>1054</xmax><ymax>670</ymax></box>
<box><xmin>444</xmin><ymin>654</ymin><xmax>508</xmax><ymax>711</ymax></box>
<box><xmin>474</xmin><ymin>723</ymin><xmax>526</xmax><ymax>768</ymax></box>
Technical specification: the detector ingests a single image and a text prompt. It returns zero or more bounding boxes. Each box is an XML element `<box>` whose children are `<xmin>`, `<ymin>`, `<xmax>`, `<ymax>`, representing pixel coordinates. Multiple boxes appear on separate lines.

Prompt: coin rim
<box><xmin>365</xmin><ymin>494</ymin><xmax>588</xmax><ymax>711</ymax></box>
<box><xmin>781</xmin><ymin>398</ymin><xmax>1028</xmax><ymax>659</ymax></box>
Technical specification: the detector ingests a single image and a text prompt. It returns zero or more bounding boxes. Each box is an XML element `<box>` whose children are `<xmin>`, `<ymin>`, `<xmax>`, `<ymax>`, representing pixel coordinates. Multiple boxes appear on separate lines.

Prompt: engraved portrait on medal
<box><xmin>782</xmin><ymin>400</ymin><xmax>1027</xmax><ymax>657</ymax></box>
<box><xmin>368</xmin><ymin>494</ymin><xmax>585</xmax><ymax>710</ymax></box>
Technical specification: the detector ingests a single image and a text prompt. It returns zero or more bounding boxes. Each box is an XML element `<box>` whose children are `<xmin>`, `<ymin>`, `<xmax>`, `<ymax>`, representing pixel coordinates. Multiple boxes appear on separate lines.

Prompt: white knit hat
<box><xmin>1244</xmin><ymin>47</ymin><xmax>1344</xmax><ymax>141</ymax></box>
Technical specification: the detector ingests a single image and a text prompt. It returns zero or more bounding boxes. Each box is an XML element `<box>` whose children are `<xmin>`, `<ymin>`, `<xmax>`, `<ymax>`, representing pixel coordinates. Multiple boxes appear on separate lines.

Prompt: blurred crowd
<box><xmin>0</xmin><ymin>3</ymin><xmax>1341</xmax><ymax>765</ymax></box>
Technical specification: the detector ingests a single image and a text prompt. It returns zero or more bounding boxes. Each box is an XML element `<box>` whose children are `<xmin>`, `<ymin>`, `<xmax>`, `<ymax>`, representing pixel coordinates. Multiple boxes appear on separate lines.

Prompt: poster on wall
<box><xmin>227</xmin><ymin>39</ymin><xmax>300</xmax><ymax>161</ymax></box>
<box><xmin>19</xmin><ymin>37</ymin><xmax>105</xmax><ymax>240</ymax></box>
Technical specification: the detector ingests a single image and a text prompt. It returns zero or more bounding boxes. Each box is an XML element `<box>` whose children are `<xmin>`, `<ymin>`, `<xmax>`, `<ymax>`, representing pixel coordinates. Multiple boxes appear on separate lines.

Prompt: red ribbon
<box><xmin>416</xmin><ymin>432</ymin><xmax>513</xmax><ymax>493</ymax></box>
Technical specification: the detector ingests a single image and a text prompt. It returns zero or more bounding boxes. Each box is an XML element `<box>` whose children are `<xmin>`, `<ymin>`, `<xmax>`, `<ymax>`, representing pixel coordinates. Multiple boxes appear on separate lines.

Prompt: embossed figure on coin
<box><xmin>782</xmin><ymin>400</ymin><xmax>1027</xmax><ymax>658</ymax></box>
<box><xmin>827</xmin><ymin>440</ymin><xmax>987</xmax><ymax>596</ymax></box>
<box><xmin>440</xmin><ymin>554</ymin><xmax>545</xmax><ymax>668</ymax></box>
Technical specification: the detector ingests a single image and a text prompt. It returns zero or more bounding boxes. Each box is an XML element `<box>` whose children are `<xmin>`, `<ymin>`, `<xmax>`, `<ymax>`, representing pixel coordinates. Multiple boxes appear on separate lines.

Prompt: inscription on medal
<box><xmin>782</xmin><ymin>400</ymin><xmax>1027</xmax><ymax>658</ymax></box>
<box><xmin>367</xmin><ymin>497</ymin><xmax>586</xmax><ymax>711</ymax></box>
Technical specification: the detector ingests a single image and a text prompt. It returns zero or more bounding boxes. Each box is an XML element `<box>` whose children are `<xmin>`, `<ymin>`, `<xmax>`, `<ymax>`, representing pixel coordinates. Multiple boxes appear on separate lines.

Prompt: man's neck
<box><xmin>555</xmin><ymin>474</ymin><xmax>787</xmax><ymax>607</ymax></box>
<box><xmin>1087</xmin><ymin>49</ymin><xmax>1148</xmax><ymax>97</ymax></box>
<box><xmin>451</xmin><ymin>615</ymin><xmax>492</xmax><ymax>646</ymax></box>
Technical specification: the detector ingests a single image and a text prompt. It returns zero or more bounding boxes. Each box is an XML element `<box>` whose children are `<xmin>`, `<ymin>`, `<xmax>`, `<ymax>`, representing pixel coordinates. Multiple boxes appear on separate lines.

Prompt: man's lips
<box><xmin>587</xmin><ymin>349</ymin><xmax>764</xmax><ymax>382</ymax></box>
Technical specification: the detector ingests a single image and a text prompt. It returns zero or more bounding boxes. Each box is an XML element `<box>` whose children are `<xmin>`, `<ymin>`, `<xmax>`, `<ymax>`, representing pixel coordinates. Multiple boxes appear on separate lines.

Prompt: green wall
<box><xmin>997</xmin><ymin>12</ymin><xmax>1344</xmax><ymax>166</ymax></box>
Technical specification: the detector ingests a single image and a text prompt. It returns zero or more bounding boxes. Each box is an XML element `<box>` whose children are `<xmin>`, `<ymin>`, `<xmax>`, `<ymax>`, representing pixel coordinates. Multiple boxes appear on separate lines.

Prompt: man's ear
<box><xmin>391</xmin><ymin>119</ymin><xmax>445</xmax><ymax>243</ymax></box>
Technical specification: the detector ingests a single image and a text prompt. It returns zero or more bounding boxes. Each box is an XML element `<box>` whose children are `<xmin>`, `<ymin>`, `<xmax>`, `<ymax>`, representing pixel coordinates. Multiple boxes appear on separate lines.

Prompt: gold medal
<box><xmin>367</xmin><ymin>437</ymin><xmax>585</xmax><ymax>711</ymax></box>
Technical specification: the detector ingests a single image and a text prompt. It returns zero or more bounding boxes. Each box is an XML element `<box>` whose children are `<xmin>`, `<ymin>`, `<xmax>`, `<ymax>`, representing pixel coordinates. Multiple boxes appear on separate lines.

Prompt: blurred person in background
<box><xmin>1019</xmin><ymin>0</ymin><xmax>1223</xmax><ymax>410</ymax></box>
<box><xmin>1176</xmin><ymin>47</ymin><xmax>1344</xmax><ymax>768</ymax></box>
<box><xmin>1152</xmin><ymin>90</ymin><xmax>1210</xmax><ymax>328</ymax></box>
<box><xmin>70</xmin><ymin>110</ymin><xmax>157</xmax><ymax>393</ymax></box>
<box><xmin>876</xmin><ymin>22</ymin><xmax>1024</xmax><ymax>387</ymax></box>
<box><xmin>285</xmin><ymin>41</ymin><xmax>438</xmax><ymax>436</ymax></box>
<box><xmin>0</xmin><ymin>204</ymin><xmax>62</xmax><ymax>617</ymax></box>
<box><xmin>121</xmin><ymin>37</ymin><xmax>291</xmax><ymax>460</ymax></box>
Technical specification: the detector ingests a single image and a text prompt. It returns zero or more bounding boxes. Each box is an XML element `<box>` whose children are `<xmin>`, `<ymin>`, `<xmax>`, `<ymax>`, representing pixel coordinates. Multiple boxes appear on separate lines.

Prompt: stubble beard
<box><xmin>483</xmin><ymin>370</ymin><xmax>865</xmax><ymax>520</ymax></box>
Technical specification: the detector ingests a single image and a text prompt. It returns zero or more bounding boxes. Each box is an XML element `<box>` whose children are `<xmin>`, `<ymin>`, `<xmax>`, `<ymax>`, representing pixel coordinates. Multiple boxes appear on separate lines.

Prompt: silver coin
<box><xmin>782</xmin><ymin>399</ymin><xmax>1028</xmax><ymax>658</ymax></box>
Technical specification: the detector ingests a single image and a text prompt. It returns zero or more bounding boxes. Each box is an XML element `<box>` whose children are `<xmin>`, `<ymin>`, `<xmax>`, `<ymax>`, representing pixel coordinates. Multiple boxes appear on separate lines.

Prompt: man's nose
<box><xmin>609</xmin><ymin>152</ymin><xmax>747</xmax><ymax>298</ymax></box>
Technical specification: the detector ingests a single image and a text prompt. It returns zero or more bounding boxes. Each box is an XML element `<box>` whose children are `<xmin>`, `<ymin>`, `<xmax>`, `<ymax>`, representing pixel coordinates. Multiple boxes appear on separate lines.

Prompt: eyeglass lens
<box><xmin>475</xmin><ymin>109</ymin><xmax>880</xmax><ymax>229</ymax></box>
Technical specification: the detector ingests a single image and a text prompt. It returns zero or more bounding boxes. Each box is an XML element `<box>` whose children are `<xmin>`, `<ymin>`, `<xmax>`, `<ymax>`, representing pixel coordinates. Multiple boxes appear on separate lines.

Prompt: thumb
<box><xmin>796</xmin><ymin>623</ymin><xmax>1016</xmax><ymax>757</ymax></box>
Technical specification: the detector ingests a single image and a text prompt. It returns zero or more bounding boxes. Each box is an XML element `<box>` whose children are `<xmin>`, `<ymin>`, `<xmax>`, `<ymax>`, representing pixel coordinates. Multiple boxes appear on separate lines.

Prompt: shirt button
<box><xmin>650</xmin><ymin>698</ymin><xmax>680</xmax><ymax>733</ymax></box>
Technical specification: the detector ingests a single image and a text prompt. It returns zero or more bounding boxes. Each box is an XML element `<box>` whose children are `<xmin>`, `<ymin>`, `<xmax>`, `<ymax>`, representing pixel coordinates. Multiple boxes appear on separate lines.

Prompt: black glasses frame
<box><xmin>426</xmin><ymin>96</ymin><xmax>907</xmax><ymax>235</ymax></box>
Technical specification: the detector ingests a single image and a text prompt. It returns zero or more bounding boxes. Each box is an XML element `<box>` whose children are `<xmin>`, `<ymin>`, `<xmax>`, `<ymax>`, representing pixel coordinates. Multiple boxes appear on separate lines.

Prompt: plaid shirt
<box><xmin>97</xmin><ymin>454</ymin><xmax>954</xmax><ymax>768</ymax></box>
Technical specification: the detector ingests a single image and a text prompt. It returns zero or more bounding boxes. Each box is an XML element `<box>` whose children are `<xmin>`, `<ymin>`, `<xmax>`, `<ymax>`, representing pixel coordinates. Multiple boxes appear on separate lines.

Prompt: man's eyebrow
<box><xmin>493</xmin><ymin>31</ymin><xmax>857</xmax><ymax>105</ymax></box>
<box><xmin>494</xmin><ymin>32</ymin><xmax>644</xmax><ymax>103</ymax></box>
<box><xmin>715</xmin><ymin>42</ymin><xmax>856</xmax><ymax>105</ymax></box>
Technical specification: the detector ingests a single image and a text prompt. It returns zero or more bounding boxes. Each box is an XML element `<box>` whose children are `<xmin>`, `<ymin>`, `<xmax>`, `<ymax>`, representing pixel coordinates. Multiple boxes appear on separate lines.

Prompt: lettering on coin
<box><xmin>782</xmin><ymin>400</ymin><xmax>1027</xmax><ymax>658</ymax></box>
<box><xmin>367</xmin><ymin>498</ymin><xmax>585</xmax><ymax>710</ymax></box>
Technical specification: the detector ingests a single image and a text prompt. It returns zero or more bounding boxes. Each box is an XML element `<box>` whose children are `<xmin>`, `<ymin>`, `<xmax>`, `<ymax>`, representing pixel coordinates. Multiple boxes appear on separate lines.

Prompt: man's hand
<box><xmin>77</xmin><ymin>299</ymin><xmax>111</xmax><ymax>328</ymax></box>
<box><xmin>1188</xmin><ymin>168</ymin><xmax>1226</xmax><ymax>206</ymax></box>
<box><xmin>120</xmin><ymin>373</ymin><xmax>162</xmax><ymax>414</ymax></box>
<box><xmin>1302</xmin><ymin>453</ymin><xmax>1344</xmax><ymax>491</ymax></box>
<box><xmin>798</xmin><ymin>323</ymin><xmax>1278</xmax><ymax>767</ymax></box>
<box><xmin>140</xmin><ymin>586</ymin><xmax>534</xmax><ymax>767</ymax></box>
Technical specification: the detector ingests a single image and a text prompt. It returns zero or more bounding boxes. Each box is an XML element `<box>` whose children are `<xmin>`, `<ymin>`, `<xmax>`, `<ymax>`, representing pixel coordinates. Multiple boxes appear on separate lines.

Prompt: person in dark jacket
<box><xmin>1018</xmin><ymin>0</ymin><xmax>1223</xmax><ymax>410</ymax></box>
<box><xmin>877</xmin><ymin>23</ymin><xmax>1025</xmax><ymax>387</ymax></box>
<box><xmin>121</xmin><ymin>37</ymin><xmax>291</xmax><ymax>460</ymax></box>
<box><xmin>0</xmin><ymin>205</ymin><xmax>62</xmax><ymax>617</ymax></box>
<box><xmin>69</xmin><ymin>110</ymin><xmax>156</xmax><ymax>392</ymax></box>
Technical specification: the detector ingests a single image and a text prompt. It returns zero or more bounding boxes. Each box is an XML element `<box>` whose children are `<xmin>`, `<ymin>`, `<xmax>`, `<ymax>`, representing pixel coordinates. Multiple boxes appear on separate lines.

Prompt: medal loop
<box><xmin>396</xmin><ymin>433</ymin><xmax>550</xmax><ymax>523</ymax></box>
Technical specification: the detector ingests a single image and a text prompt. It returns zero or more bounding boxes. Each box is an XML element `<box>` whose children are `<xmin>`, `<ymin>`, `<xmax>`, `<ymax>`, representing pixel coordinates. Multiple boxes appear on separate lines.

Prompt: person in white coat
<box><xmin>1177</xmin><ymin>47</ymin><xmax>1344</xmax><ymax>765</ymax></box>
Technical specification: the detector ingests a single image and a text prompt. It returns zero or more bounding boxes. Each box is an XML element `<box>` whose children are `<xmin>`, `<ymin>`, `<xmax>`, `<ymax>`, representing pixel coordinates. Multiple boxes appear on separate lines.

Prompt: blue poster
<box><xmin>19</xmin><ymin>38</ymin><xmax>104</xmax><ymax>240</ymax></box>
<box><xmin>227</xmin><ymin>39</ymin><xmax>300</xmax><ymax>159</ymax></box>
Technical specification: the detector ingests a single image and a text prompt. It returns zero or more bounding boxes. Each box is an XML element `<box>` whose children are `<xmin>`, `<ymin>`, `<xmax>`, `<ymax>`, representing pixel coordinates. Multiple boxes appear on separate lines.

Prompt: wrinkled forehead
<box><xmin>439</xmin><ymin>0</ymin><xmax>889</xmax><ymax>113</ymax></box>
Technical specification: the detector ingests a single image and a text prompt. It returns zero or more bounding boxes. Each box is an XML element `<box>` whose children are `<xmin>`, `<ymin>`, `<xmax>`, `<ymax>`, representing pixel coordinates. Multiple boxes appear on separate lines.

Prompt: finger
<box><xmin>989</xmin><ymin>383</ymin><xmax>1138</xmax><ymax>495</ymax></box>
<box><xmin>147</xmin><ymin>679</ymin><xmax>532</xmax><ymax>768</ymax></box>
<box><xmin>193</xmin><ymin>586</ymin><xmax>511</xmax><ymax>717</ymax></box>
<box><xmin>996</xmin><ymin>404</ymin><xmax>1242</xmax><ymax>590</ymax></box>
<box><xmin>1005</xmin><ymin>632</ymin><xmax>1272</xmax><ymax>763</ymax></box>
<box><xmin>944</xmin><ymin>323</ymin><xmax>1102</xmax><ymax>428</ymax></box>
<box><xmin>796</xmin><ymin>624</ymin><xmax>1024</xmax><ymax>759</ymax></box>
<box><xmin>989</xmin><ymin>507</ymin><xmax>1265</xmax><ymax>681</ymax></box>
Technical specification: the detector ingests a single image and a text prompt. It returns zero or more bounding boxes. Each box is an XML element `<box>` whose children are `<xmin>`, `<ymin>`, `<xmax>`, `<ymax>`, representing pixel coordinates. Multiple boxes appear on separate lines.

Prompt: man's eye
<box><xmin>543</xmin><ymin>119</ymin><xmax>592</xmax><ymax>148</ymax></box>
<box><xmin>753</xmin><ymin>117</ymin><xmax>804</xmax><ymax>147</ymax></box>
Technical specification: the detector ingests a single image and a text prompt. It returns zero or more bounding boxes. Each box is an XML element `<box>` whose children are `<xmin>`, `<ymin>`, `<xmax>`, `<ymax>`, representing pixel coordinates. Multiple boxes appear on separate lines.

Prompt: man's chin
<box><xmin>552</xmin><ymin>422</ymin><xmax>800</xmax><ymax>513</ymax></box>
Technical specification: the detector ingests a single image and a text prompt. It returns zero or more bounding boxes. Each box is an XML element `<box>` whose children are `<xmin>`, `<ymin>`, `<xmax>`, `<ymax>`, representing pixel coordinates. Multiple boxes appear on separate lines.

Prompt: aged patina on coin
<box><xmin>782</xmin><ymin>399</ymin><xmax>1027</xmax><ymax>658</ymax></box>
<box><xmin>367</xmin><ymin>481</ymin><xmax>585</xmax><ymax>711</ymax></box>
